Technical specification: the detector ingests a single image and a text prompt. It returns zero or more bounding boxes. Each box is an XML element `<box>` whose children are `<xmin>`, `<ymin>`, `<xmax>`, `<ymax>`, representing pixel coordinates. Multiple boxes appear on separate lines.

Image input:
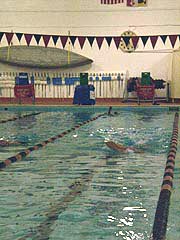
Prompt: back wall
<box><xmin>0</xmin><ymin>0</ymin><xmax>180</xmax><ymax>81</ymax></box>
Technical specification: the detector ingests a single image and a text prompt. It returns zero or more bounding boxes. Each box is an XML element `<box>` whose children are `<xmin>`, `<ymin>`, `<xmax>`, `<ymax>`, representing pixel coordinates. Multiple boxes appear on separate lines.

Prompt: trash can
<box><xmin>73</xmin><ymin>84</ymin><xmax>95</xmax><ymax>105</ymax></box>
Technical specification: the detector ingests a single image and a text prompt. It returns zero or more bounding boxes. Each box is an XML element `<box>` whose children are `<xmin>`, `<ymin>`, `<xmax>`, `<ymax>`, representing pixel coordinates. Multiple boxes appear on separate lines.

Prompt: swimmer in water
<box><xmin>108</xmin><ymin>106</ymin><xmax>118</xmax><ymax>116</ymax></box>
<box><xmin>0</xmin><ymin>140</ymin><xmax>23</xmax><ymax>147</ymax></box>
<box><xmin>105</xmin><ymin>141</ymin><xmax>144</xmax><ymax>153</ymax></box>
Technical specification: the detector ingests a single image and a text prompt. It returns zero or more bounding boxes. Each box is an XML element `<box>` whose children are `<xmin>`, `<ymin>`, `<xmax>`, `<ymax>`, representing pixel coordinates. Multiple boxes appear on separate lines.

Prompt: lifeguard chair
<box><xmin>136</xmin><ymin>72</ymin><xmax>155</xmax><ymax>105</ymax></box>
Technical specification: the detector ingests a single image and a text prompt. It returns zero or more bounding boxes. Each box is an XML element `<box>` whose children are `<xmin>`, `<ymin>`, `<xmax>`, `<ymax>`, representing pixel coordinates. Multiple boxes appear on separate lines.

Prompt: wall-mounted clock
<box><xmin>119</xmin><ymin>30</ymin><xmax>137</xmax><ymax>53</ymax></box>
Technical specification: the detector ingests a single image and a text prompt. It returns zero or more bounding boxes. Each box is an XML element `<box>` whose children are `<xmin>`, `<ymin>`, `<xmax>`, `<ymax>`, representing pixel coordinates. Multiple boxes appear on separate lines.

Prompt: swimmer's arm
<box><xmin>4</xmin><ymin>140</ymin><xmax>26</xmax><ymax>145</ymax></box>
<box><xmin>105</xmin><ymin>141</ymin><xmax>126</xmax><ymax>152</ymax></box>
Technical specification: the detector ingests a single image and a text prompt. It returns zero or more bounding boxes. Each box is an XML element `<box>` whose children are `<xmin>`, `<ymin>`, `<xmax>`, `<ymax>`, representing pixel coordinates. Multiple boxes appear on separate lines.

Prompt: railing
<box><xmin>0</xmin><ymin>71</ymin><xmax>127</xmax><ymax>98</ymax></box>
<box><xmin>0</xmin><ymin>71</ymin><xmax>168</xmax><ymax>100</ymax></box>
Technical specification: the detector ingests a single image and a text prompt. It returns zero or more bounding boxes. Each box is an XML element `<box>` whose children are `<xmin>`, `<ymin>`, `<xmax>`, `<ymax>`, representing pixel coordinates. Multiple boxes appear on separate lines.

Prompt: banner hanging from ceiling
<box><xmin>0</xmin><ymin>31</ymin><xmax>179</xmax><ymax>50</ymax></box>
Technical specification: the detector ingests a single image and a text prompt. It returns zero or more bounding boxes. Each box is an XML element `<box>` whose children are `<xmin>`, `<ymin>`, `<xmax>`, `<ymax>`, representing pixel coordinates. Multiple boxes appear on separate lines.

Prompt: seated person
<box><xmin>105</xmin><ymin>141</ymin><xmax>144</xmax><ymax>153</ymax></box>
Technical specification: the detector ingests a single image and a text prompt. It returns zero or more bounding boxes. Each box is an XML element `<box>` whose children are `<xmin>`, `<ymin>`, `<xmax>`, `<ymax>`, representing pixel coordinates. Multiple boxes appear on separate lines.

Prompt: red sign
<box><xmin>14</xmin><ymin>84</ymin><xmax>35</xmax><ymax>98</ymax></box>
<box><xmin>137</xmin><ymin>85</ymin><xmax>155</xmax><ymax>100</ymax></box>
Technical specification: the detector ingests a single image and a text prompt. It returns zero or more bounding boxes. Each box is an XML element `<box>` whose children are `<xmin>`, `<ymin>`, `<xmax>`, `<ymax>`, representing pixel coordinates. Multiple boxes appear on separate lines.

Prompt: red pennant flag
<box><xmin>150</xmin><ymin>36</ymin><xmax>158</xmax><ymax>48</ymax></box>
<box><xmin>24</xmin><ymin>34</ymin><xmax>33</xmax><ymax>46</ymax></box>
<box><xmin>96</xmin><ymin>37</ymin><xmax>104</xmax><ymax>49</ymax></box>
<box><xmin>78</xmin><ymin>36</ymin><xmax>86</xmax><ymax>49</ymax></box>
<box><xmin>42</xmin><ymin>35</ymin><xmax>51</xmax><ymax>47</ymax></box>
<box><xmin>113</xmin><ymin>36</ymin><xmax>121</xmax><ymax>49</ymax></box>
<box><xmin>169</xmin><ymin>35</ymin><xmax>177</xmax><ymax>48</ymax></box>
<box><xmin>131</xmin><ymin>36</ymin><xmax>139</xmax><ymax>49</ymax></box>
<box><xmin>60</xmin><ymin>36</ymin><xmax>68</xmax><ymax>48</ymax></box>
<box><xmin>5</xmin><ymin>32</ymin><xmax>14</xmax><ymax>45</ymax></box>
<box><xmin>127</xmin><ymin>0</ymin><xmax>134</xmax><ymax>6</ymax></box>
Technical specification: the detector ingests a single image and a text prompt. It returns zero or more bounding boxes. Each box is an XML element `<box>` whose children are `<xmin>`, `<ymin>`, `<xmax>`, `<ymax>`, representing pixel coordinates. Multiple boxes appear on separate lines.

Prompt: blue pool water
<box><xmin>0</xmin><ymin>106</ymin><xmax>179</xmax><ymax>240</ymax></box>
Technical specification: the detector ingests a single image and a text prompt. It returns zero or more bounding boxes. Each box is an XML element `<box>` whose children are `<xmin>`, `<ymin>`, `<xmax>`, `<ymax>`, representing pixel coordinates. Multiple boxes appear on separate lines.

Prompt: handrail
<box><xmin>0</xmin><ymin>71</ymin><xmax>126</xmax><ymax>80</ymax></box>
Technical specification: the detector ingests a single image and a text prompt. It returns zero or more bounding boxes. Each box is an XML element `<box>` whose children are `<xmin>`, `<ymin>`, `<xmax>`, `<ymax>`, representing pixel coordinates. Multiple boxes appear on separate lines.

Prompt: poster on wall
<box><xmin>127</xmin><ymin>0</ymin><xmax>147</xmax><ymax>7</ymax></box>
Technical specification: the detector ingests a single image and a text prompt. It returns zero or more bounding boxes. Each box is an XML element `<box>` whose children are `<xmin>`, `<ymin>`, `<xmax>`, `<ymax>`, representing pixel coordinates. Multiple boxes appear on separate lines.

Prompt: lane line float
<box><xmin>0</xmin><ymin>112</ymin><xmax>106</xmax><ymax>170</ymax></box>
<box><xmin>151</xmin><ymin>112</ymin><xmax>179</xmax><ymax>240</ymax></box>
<box><xmin>0</xmin><ymin>112</ymin><xmax>41</xmax><ymax>124</ymax></box>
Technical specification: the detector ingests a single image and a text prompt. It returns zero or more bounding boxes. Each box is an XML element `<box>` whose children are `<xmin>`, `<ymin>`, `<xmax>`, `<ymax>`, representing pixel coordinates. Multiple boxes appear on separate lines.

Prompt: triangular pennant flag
<box><xmin>24</xmin><ymin>33</ymin><xmax>33</xmax><ymax>46</ymax></box>
<box><xmin>78</xmin><ymin>36</ymin><xmax>86</xmax><ymax>49</ymax></box>
<box><xmin>0</xmin><ymin>32</ymin><xmax>4</xmax><ymax>42</ymax></box>
<box><xmin>160</xmin><ymin>35</ymin><xmax>167</xmax><ymax>45</ymax></box>
<box><xmin>42</xmin><ymin>35</ymin><xmax>51</xmax><ymax>47</ymax></box>
<box><xmin>122</xmin><ymin>36</ymin><xmax>130</xmax><ymax>47</ymax></box>
<box><xmin>69</xmin><ymin>36</ymin><xmax>77</xmax><ymax>47</ymax></box>
<box><xmin>5</xmin><ymin>32</ymin><xmax>14</xmax><ymax>45</ymax></box>
<box><xmin>87</xmin><ymin>36</ymin><xmax>95</xmax><ymax>47</ymax></box>
<box><xmin>96</xmin><ymin>37</ymin><xmax>104</xmax><ymax>49</ymax></box>
<box><xmin>131</xmin><ymin>36</ymin><xmax>139</xmax><ymax>49</ymax></box>
<box><xmin>52</xmin><ymin>35</ymin><xmax>59</xmax><ymax>45</ymax></box>
<box><xmin>105</xmin><ymin>37</ymin><xmax>112</xmax><ymax>47</ymax></box>
<box><xmin>127</xmin><ymin>0</ymin><xmax>134</xmax><ymax>6</ymax></box>
<box><xmin>34</xmin><ymin>34</ymin><xmax>42</xmax><ymax>45</ymax></box>
<box><xmin>150</xmin><ymin>36</ymin><xmax>158</xmax><ymax>48</ymax></box>
<box><xmin>16</xmin><ymin>33</ymin><xmax>23</xmax><ymax>42</ymax></box>
<box><xmin>60</xmin><ymin>36</ymin><xmax>68</xmax><ymax>48</ymax></box>
<box><xmin>113</xmin><ymin>36</ymin><xmax>121</xmax><ymax>49</ymax></box>
<box><xmin>141</xmin><ymin>36</ymin><xmax>149</xmax><ymax>47</ymax></box>
<box><xmin>169</xmin><ymin>35</ymin><xmax>178</xmax><ymax>48</ymax></box>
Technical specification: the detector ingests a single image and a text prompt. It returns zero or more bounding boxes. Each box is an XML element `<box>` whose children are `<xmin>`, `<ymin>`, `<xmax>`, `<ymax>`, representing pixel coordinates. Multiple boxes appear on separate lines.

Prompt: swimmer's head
<box><xmin>137</xmin><ymin>139</ymin><xmax>147</xmax><ymax>145</ymax></box>
<box><xmin>104</xmin><ymin>138</ymin><xmax>111</xmax><ymax>143</ymax></box>
<box><xmin>125</xmin><ymin>148</ymin><xmax>135</xmax><ymax>153</ymax></box>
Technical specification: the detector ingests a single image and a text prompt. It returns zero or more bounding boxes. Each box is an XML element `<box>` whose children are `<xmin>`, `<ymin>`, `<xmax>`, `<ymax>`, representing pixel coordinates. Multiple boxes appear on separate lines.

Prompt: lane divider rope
<box><xmin>18</xmin><ymin>172</ymin><xmax>94</xmax><ymax>240</ymax></box>
<box><xmin>0</xmin><ymin>112</ymin><xmax>41</xmax><ymax>124</ymax></box>
<box><xmin>151</xmin><ymin>112</ymin><xmax>179</xmax><ymax>240</ymax></box>
<box><xmin>0</xmin><ymin>112</ymin><xmax>106</xmax><ymax>170</ymax></box>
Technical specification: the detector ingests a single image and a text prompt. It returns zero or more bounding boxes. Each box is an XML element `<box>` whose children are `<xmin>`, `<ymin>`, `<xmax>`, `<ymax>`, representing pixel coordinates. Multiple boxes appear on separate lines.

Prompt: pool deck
<box><xmin>0</xmin><ymin>97</ymin><xmax>180</xmax><ymax>107</ymax></box>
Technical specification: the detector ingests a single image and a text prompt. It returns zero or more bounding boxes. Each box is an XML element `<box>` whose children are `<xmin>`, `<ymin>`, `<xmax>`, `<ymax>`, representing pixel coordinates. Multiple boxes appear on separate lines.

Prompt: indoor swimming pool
<box><xmin>0</xmin><ymin>106</ymin><xmax>179</xmax><ymax>240</ymax></box>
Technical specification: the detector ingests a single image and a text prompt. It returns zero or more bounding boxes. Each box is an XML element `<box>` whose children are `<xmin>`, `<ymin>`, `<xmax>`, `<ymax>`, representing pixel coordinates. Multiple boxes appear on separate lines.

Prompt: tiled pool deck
<box><xmin>0</xmin><ymin>97</ymin><xmax>180</xmax><ymax>107</ymax></box>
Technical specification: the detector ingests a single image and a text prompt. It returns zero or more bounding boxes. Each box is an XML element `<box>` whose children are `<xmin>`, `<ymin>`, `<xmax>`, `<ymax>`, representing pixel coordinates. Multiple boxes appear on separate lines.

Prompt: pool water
<box><xmin>0</xmin><ymin>107</ymin><xmax>179</xmax><ymax>240</ymax></box>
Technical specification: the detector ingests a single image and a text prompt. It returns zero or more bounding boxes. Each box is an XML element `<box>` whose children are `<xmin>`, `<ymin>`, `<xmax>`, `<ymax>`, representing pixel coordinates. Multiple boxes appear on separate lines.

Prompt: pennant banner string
<box><xmin>0</xmin><ymin>31</ymin><xmax>179</xmax><ymax>50</ymax></box>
